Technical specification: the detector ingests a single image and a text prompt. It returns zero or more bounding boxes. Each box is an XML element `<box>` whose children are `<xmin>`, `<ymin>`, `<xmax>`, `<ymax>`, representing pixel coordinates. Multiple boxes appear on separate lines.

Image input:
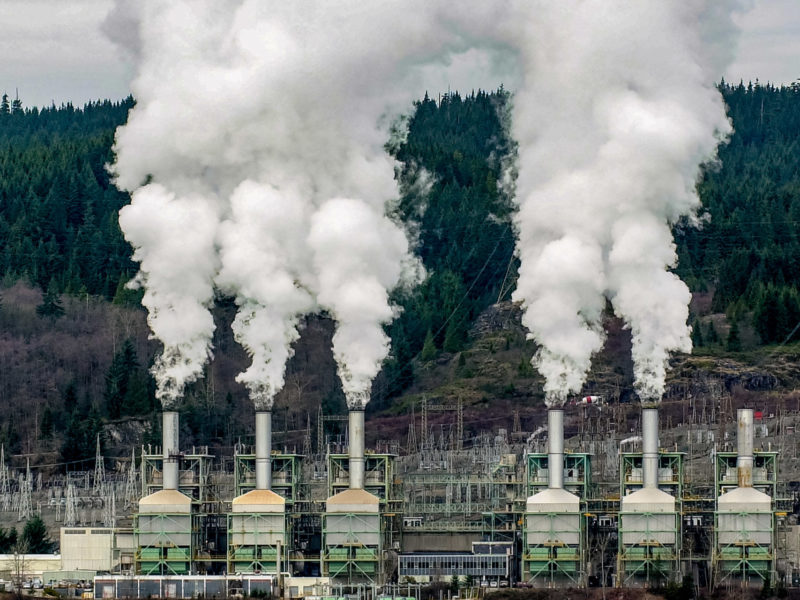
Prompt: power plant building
<box><xmin>17</xmin><ymin>399</ymin><xmax>790</xmax><ymax>598</ymax></box>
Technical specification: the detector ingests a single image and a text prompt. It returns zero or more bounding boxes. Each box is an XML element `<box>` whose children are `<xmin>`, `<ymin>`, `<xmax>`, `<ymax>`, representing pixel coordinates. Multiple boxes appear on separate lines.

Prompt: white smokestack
<box><xmin>349</xmin><ymin>409</ymin><xmax>365</xmax><ymax>490</ymax></box>
<box><xmin>642</xmin><ymin>407</ymin><xmax>659</xmax><ymax>489</ymax></box>
<box><xmin>737</xmin><ymin>408</ymin><xmax>754</xmax><ymax>488</ymax></box>
<box><xmin>548</xmin><ymin>409</ymin><xmax>564</xmax><ymax>489</ymax></box>
<box><xmin>162</xmin><ymin>411</ymin><xmax>179</xmax><ymax>490</ymax></box>
<box><xmin>255</xmin><ymin>410</ymin><xmax>272</xmax><ymax>490</ymax></box>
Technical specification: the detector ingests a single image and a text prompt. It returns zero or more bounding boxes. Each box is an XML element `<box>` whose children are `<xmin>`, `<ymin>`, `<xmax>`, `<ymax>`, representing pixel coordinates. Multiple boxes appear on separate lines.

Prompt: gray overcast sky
<box><xmin>0</xmin><ymin>0</ymin><xmax>797</xmax><ymax>109</ymax></box>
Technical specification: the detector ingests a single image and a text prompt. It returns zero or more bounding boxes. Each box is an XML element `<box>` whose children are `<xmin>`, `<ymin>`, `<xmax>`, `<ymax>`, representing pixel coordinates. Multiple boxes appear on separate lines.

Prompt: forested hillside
<box><xmin>677</xmin><ymin>82</ymin><xmax>800</xmax><ymax>346</ymax></box>
<box><xmin>375</xmin><ymin>90</ymin><xmax>516</xmax><ymax>408</ymax></box>
<box><xmin>0</xmin><ymin>95</ymin><xmax>135</xmax><ymax>299</ymax></box>
<box><xmin>1</xmin><ymin>83</ymin><xmax>799</xmax><ymax>467</ymax></box>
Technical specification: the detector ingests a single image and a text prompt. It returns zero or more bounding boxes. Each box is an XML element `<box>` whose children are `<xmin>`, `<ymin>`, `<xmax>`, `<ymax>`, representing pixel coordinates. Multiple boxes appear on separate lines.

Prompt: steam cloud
<box><xmin>107</xmin><ymin>0</ymin><xmax>744</xmax><ymax>410</ymax></box>
<box><xmin>507</xmin><ymin>1</ymin><xmax>743</xmax><ymax>405</ymax></box>
<box><xmin>216</xmin><ymin>182</ymin><xmax>315</xmax><ymax>410</ymax></box>
<box><xmin>106</xmin><ymin>1</ymin><xmax>497</xmax><ymax>409</ymax></box>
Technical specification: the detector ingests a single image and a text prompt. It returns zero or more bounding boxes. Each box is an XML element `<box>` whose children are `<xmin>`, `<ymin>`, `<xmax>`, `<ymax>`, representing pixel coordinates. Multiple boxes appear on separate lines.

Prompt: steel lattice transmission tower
<box><xmin>0</xmin><ymin>445</ymin><xmax>10</xmax><ymax>511</ymax></box>
<box><xmin>65</xmin><ymin>481</ymin><xmax>77</xmax><ymax>527</ymax></box>
<box><xmin>93</xmin><ymin>434</ymin><xmax>105</xmax><ymax>495</ymax></box>
<box><xmin>124</xmin><ymin>447</ymin><xmax>138</xmax><ymax>510</ymax></box>
<box><xmin>18</xmin><ymin>460</ymin><xmax>32</xmax><ymax>521</ymax></box>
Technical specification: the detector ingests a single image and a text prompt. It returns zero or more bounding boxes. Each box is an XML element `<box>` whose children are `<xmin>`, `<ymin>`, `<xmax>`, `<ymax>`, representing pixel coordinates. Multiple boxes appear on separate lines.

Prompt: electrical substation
<box><xmin>3</xmin><ymin>395</ymin><xmax>800</xmax><ymax>598</ymax></box>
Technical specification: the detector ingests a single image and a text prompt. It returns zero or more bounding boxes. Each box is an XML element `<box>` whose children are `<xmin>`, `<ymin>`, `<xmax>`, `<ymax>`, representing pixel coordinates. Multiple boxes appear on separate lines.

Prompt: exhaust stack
<box><xmin>548</xmin><ymin>409</ymin><xmax>564</xmax><ymax>489</ymax></box>
<box><xmin>162</xmin><ymin>411</ymin><xmax>180</xmax><ymax>490</ymax></box>
<box><xmin>255</xmin><ymin>410</ymin><xmax>273</xmax><ymax>490</ymax></box>
<box><xmin>349</xmin><ymin>408</ymin><xmax>365</xmax><ymax>489</ymax></box>
<box><xmin>737</xmin><ymin>408</ymin><xmax>754</xmax><ymax>488</ymax></box>
<box><xmin>642</xmin><ymin>407</ymin><xmax>659</xmax><ymax>489</ymax></box>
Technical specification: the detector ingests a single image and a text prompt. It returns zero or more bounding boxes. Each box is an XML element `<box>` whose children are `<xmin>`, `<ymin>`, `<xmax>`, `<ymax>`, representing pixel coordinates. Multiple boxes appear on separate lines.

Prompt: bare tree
<box><xmin>12</xmin><ymin>538</ymin><xmax>29</xmax><ymax>600</ymax></box>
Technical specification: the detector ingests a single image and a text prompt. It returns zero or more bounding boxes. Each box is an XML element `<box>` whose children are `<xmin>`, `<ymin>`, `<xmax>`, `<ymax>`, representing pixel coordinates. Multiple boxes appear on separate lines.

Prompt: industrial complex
<box><xmin>1</xmin><ymin>397</ymin><xmax>799</xmax><ymax>597</ymax></box>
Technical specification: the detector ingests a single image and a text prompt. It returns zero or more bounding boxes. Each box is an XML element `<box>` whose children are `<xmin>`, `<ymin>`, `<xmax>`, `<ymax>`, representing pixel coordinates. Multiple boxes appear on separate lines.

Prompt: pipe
<box><xmin>737</xmin><ymin>408</ymin><xmax>754</xmax><ymax>488</ymax></box>
<box><xmin>349</xmin><ymin>409</ymin><xmax>365</xmax><ymax>489</ymax></box>
<box><xmin>548</xmin><ymin>409</ymin><xmax>564</xmax><ymax>489</ymax></box>
<box><xmin>642</xmin><ymin>407</ymin><xmax>659</xmax><ymax>489</ymax></box>
<box><xmin>162</xmin><ymin>411</ymin><xmax>179</xmax><ymax>490</ymax></box>
<box><xmin>255</xmin><ymin>410</ymin><xmax>273</xmax><ymax>490</ymax></box>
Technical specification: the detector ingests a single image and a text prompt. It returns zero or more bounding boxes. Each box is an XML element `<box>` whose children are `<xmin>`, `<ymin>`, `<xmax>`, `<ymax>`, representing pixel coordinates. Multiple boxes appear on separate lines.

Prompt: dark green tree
<box><xmin>726</xmin><ymin>320</ymin><xmax>742</xmax><ymax>352</ymax></box>
<box><xmin>111</xmin><ymin>272</ymin><xmax>143</xmax><ymax>306</ymax></box>
<box><xmin>104</xmin><ymin>339</ymin><xmax>140</xmax><ymax>419</ymax></box>
<box><xmin>21</xmin><ymin>516</ymin><xmax>53</xmax><ymax>553</ymax></box>
<box><xmin>0</xmin><ymin>93</ymin><xmax>8</xmax><ymax>115</ymax></box>
<box><xmin>420</xmin><ymin>329</ymin><xmax>437</xmax><ymax>361</ymax></box>
<box><xmin>36</xmin><ymin>281</ymin><xmax>64</xmax><ymax>320</ymax></box>
<box><xmin>0</xmin><ymin>423</ymin><xmax>21</xmax><ymax>455</ymax></box>
<box><xmin>39</xmin><ymin>407</ymin><xmax>54</xmax><ymax>440</ymax></box>
<box><xmin>10</xmin><ymin>93</ymin><xmax>21</xmax><ymax>115</ymax></box>
<box><xmin>0</xmin><ymin>527</ymin><xmax>17</xmax><ymax>553</ymax></box>
<box><xmin>691</xmin><ymin>319</ymin><xmax>704</xmax><ymax>348</ymax></box>
<box><xmin>60</xmin><ymin>415</ymin><xmax>85</xmax><ymax>468</ymax></box>
<box><xmin>443</xmin><ymin>313</ymin><xmax>467</xmax><ymax>353</ymax></box>
<box><xmin>62</xmin><ymin>382</ymin><xmax>78</xmax><ymax>417</ymax></box>
<box><xmin>706</xmin><ymin>321</ymin><xmax>719</xmax><ymax>345</ymax></box>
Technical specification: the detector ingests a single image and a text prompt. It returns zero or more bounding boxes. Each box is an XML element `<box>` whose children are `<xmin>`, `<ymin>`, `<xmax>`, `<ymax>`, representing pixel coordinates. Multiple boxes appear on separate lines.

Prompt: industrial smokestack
<box><xmin>162</xmin><ymin>411</ymin><xmax>179</xmax><ymax>490</ymax></box>
<box><xmin>349</xmin><ymin>408</ymin><xmax>365</xmax><ymax>490</ymax></box>
<box><xmin>548</xmin><ymin>409</ymin><xmax>564</xmax><ymax>489</ymax></box>
<box><xmin>737</xmin><ymin>408</ymin><xmax>754</xmax><ymax>488</ymax></box>
<box><xmin>255</xmin><ymin>410</ymin><xmax>273</xmax><ymax>490</ymax></box>
<box><xmin>642</xmin><ymin>407</ymin><xmax>659</xmax><ymax>489</ymax></box>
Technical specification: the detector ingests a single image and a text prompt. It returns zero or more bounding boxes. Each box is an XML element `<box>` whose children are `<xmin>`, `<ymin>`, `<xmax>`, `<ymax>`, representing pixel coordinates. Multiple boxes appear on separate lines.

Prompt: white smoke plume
<box><xmin>216</xmin><ymin>181</ymin><xmax>315</xmax><ymax>410</ymax></box>
<box><xmin>506</xmin><ymin>1</ymin><xmax>743</xmax><ymax>405</ymax></box>
<box><xmin>107</xmin><ymin>1</ymin><xmax>502</xmax><ymax>410</ymax></box>
<box><xmin>117</xmin><ymin>184</ymin><xmax>219</xmax><ymax>408</ymax></box>
<box><xmin>309</xmin><ymin>199</ymin><xmax>421</xmax><ymax>409</ymax></box>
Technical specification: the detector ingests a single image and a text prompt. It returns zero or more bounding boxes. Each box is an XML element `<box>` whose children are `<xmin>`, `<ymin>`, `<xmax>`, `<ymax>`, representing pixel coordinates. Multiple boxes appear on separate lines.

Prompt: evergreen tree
<box><xmin>62</xmin><ymin>382</ymin><xmax>78</xmax><ymax>417</ymax></box>
<box><xmin>0</xmin><ymin>527</ymin><xmax>17</xmax><ymax>553</ymax></box>
<box><xmin>60</xmin><ymin>415</ymin><xmax>85</xmax><ymax>468</ymax></box>
<box><xmin>10</xmin><ymin>92</ymin><xmax>21</xmax><ymax>115</ymax></box>
<box><xmin>726</xmin><ymin>320</ymin><xmax>742</xmax><ymax>352</ymax></box>
<box><xmin>0</xmin><ymin>423</ymin><xmax>21</xmax><ymax>455</ymax></box>
<box><xmin>706</xmin><ymin>321</ymin><xmax>719</xmax><ymax>345</ymax></box>
<box><xmin>104</xmin><ymin>339</ymin><xmax>139</xmax><ymax>419</ymax></box>
<box><xmin>0</xmin><ymin>93</ymin><xmax>8</xmax><ymax>115</ymax></box>
<box><xmin>111</xmin><ymin>272</ymin><xmax>143</xmax><ymax>306</ymax></box>
<box><xmin>691</xmin><ymin>319</ymin><xmax>704</xmax><ymax>348</ymax></box>
<box><xmin>36</xmin><ymin>281</ymin><xmax>65</xmax><ymax>320</ymax></box>
<box><xmin>21</xmin><ymin>516</ymin><xmax>52</xmax><ymax>553</ymax></box>
<box><xmin>39</xmin><ymin>407</ymin><xmax>53</xmax><ymax>440</ymax></box>
<box><xmin>443</xmin><ymin>315</ymin><xmax>466</xmax><ymax>353</ymax></box>
<box><xmin>420</xmin><ymin>329</ymin><xmax>437</xmax><ymax>361</ymax></box>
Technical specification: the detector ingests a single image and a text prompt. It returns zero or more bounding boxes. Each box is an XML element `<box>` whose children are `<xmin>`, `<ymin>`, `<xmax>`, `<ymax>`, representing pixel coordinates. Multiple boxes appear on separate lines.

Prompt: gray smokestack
<box><xmin>162</xmin><ymin>411</ymin><xmax>179</xmax><ymax>490</ymax></box>
<box><xmin>548</xmin><ymin>409</ymin><xmax>564</xmax><ymax>489</ymax></box>
<box><xmin>349</xmin><ymin>409</ymin><xmax>365</xmax><ymax>489</ymax></box>
<box><xmin>255</xmin><ymin>410</ymin><xmax>273</xmax><ymax>490</ymax></box>
<box><xmin>642</xmin><ymin>407</ymin><xmax>659</xmax><ymax>489</ymax></box>
<box><xmin>737</xmin><ymin>408</ymin><xmax>754</xmax><ymax>488</ymax></box>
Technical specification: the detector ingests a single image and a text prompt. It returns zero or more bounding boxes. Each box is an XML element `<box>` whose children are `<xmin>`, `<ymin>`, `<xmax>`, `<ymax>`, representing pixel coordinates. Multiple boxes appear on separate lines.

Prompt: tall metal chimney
<box><xmin>255</xmin><ymin>410</ymin><xmax>273</xmax><ymax>490</ymax></box>
<box><xmin>349</xmin><ymin>408</ymin><xmax>365</xmax><ymax>489</ymax></box>
<box><xmin>737</xmin><ymin>408</ymin><xmax>754</xmax><ymax>488</ymax></box>
<box><xmin>642</xmin><ymin>407</ymin><xmax>659</xmax><ymax>489</ymax></box>
<box><xmin>162</xmin><ymin>411</ymin><xmax>180</xmax><ymax>490</ymax></box>
<box><xmin>548</xmin><ymin>409</ymin><xmax>564</xmax><ymax>489</ymax></box>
